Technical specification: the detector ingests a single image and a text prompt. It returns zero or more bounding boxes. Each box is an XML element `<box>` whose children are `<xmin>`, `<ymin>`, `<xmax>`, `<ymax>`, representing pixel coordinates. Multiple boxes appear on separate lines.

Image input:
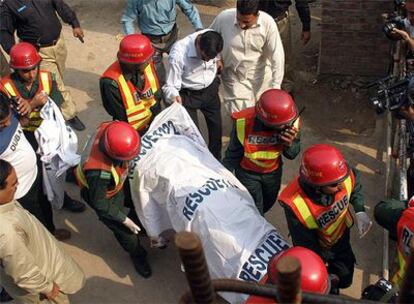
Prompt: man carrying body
<box><xmin>74</xmin><ymin>121</ymin><xmax>151</xmax><ymax>278</ymax></box>
<box><xmin>278</xmin><ymin>144</ymin><xmax>372</xmax><ymax>294</ymax></box>
<box><xmin>121</xmin><ymin>0</ymin><xmax>203</xmax><ymax>84</ymax></box>
<box><xmin>210</xmin><ymin>0</ymin><xmax>284</xmax><ymax>113</ymax></box>
<box><xmin>100</xmin><ymin>34</ymin><xmax>163</xmax><ymax>136</ymax></box>
<box><xmin>163</xmin><ymin>30</ymin><xmax>223</xmax><ymax>159</ymax></box>
<box><xmin>0</xmin><ymin>0</ymin><xmax>86</xmax><ymax>130</ymax></box>
<box><xmin>222</xmin><ymin>89</ymin><xmax>300</xmax><ymax>215</ymax></box>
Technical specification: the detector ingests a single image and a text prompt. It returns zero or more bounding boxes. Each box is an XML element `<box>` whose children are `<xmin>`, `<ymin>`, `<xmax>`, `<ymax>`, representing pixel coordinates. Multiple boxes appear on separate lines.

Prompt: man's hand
<box><xmin>216</xmin><ymin>58</ymin><xmax>224</xmax><ymax>74</ymax></box>
<box><xmin>44</xmin><ymin>282</ymin><xmax>60</xmax><ymax>300</ymax></box>
<box><xmin>399</xmin><ymin>104</ymin><xmax>414</xmax><ymax>121</ymax></box>
<box><xmin>15</xmin><ymin>97</ymin><xmax>32</xmax><ymax>116</ymax></box>
<box><xmin>392</xmin><ymin>28</ymin><xmax>410</xmax><ymax>41</ymax></box>
<box><xmin>301</xmin><ymin>31</ymin><xmax>311</xmax><ymax>45</ymax></box>
<box><xmin>356</xmin><ymin>211</ymin><xmax>372</xmax><ymax>238</ymax></box>
<box><xmin>123</xmin><ymin>217</ymin><xmax>141</xmax><ymax>234</ymax></box>
<box><xmin>73</xmin><ymin>27</ymin><xmax>84</xmax><ymax>43</ymax></box>
<box><xmin>31</xmin><ymin>91</ymin><xmax>48</xmax><ymax>109</ymax></box>
<box><xmin>174</xmin><ymin>96</ymin><xmax>182</xmax><ymax>104</ymax></box>
<box><xmin>279</xmin><ymin>126</ymin><xmax>298</xmax><ymax>146</ymax></box>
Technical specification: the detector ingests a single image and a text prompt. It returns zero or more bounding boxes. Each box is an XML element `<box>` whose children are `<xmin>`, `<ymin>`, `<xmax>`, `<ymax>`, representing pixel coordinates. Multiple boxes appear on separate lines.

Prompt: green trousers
<box><xmin>235</xmin><ymin>166</ymin><xmax>282</xmax><ymax>215</ymax></box>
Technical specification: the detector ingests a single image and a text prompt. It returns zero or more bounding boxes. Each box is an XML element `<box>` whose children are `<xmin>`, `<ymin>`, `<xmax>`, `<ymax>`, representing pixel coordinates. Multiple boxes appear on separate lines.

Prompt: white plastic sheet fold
<box><xmin>130</xmin><ymin>104</ymin><xmax>290</xmax><ymax>303</ymax></box>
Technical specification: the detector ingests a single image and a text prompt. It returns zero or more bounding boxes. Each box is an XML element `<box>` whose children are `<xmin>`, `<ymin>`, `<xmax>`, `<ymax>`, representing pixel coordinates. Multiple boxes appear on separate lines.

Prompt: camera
<box><xmin>368</xmin><ymin>74</ymin><xmax>414</xmax><ymax>114</ymax></box>
<box><xmin>383</xmin><ymin>13</ymin><xmax>406</xmax><ymax>40</ymax></box>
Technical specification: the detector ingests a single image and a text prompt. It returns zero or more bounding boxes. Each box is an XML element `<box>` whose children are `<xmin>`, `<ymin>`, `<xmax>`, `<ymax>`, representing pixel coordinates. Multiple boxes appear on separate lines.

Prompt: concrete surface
<box><xmin>39</xmin><ymin>1</ymin><xmax>387</xmax><ymax>302</ymax></box>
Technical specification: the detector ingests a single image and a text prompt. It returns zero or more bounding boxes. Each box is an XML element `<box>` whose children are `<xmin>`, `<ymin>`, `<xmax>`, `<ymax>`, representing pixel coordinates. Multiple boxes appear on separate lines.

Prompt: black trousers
<box><xmin>324</xmin><ymin>229</ymin><xmax>356</xmax><ymax>289</ymax></box>
<box><xmin>18</xmin><ymin>167</ymin><xmax>55</xmax><ymax>233</ymax></box>
<box><xmin>22</xmin><ymin>130</ymin><xmax>55</xmax><ymax>232</ymax></box>
<box><xmin>180</xmin><ymin>78</ymin><xmax>222</xmax><ymax>160</ymax></box>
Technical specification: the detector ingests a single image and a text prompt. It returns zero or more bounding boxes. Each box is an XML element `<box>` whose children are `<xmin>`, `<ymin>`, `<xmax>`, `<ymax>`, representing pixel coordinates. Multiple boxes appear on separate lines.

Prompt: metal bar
<box><xmin>175</xmin><ymin>232</ymin><xmax>215</xmax><ymax>304</ymax></box>
<box><xmin>179</xmin><ymin>279</ymin><xmax>379</xmax><ymax>304</ymax></box>
<box><xmin>276</xmin><ymin>256</ymin><xmax>301</xmax><ymax>303</ymax></box>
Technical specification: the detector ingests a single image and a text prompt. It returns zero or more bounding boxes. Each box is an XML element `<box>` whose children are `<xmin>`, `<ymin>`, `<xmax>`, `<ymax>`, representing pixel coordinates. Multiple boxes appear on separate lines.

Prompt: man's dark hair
<box><xmin>199</xmin><ymin>31</ymin><xmax>223</xmax><ymax>60</ymax></box>
<box><xmin>0</xmin><ymin>94</ymin><xmax>11</xmax><ymax>120</ymax></box>
<box><xmin>237</xmin><ymin>0</ymin><xmax>260</xmax><ymax>15</ymax></box>
<box><xmin>0</xmin><ymin>159</ymin><xmax>13</xmax><ymax>190</ymax></box>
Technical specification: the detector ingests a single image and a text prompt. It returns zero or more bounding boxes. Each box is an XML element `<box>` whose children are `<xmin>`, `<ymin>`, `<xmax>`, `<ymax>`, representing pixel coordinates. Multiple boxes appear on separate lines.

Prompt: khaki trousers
<box><xmin>276</xmin><ymin>15</ymin><xmax>294</xmax><ymax>93</ymax></box>
<box><xmin>0</xmin><ymin>47</ymin><xmax>10</xmax><ymax>78</ymax></box>
<box><xmin>14</xmin><ymin>292</ymin><xmax>70</xmax><ymax>304</ymax></box>
<box><xmin>38</xmin><ymin>34</ymin><xmax>77</xmax><ymax>120</ymax></box>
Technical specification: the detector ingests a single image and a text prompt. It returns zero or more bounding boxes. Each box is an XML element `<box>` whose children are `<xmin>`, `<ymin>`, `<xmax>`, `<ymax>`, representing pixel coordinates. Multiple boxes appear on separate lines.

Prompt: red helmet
<box><xmin>9</xmin><ymin>42</ymin><xmax>41</xmax><ymax>70</ymax></box>
<box><xmin>268</xmin><ymin>246</ymin><xmax>330</xmax><ymax>294</ymax></box>
<box><xmin>256</xmin><ymin>89</ymin><xmax>298</xmax><ymax>127</ymax></box>
<box><xmin>102</xmin><ymin>121</ymin><xmax>141</xmax><ymax>161</ymax></box>
<box><xmin>300</xmin><ymin>144</ymin><xmax>349</xmax><ymax>186</ymax></box>
<box><xmin>118</xmin><ymin>34</ymin><xmax>154</xmax><ymax>64</ymax></box>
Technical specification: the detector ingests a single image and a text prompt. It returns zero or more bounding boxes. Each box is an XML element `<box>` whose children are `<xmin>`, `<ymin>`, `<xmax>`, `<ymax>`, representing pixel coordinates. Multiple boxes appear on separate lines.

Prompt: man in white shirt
<box><xmin>0</xmin><ymin>94</ymin><xmax>71</xmax><ymax>241</ymax></box>
<box><xmin>210</xmin><ymin>0</ymin><xmax>285</xmax><ymax>113</ymax></box>
<box><xmin>0</xmin><ymin>159</ymin><xmax>85</xmax><ymax>303</ymax></box>
<box><xmin>163</xmin><ymin>30</ymin><xmax>223</xmax><ymax>160</ymax></box>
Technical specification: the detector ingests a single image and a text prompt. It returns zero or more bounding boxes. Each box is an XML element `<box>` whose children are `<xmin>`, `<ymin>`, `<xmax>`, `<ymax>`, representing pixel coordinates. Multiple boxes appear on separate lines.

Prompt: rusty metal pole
<box><xmin>276</xmin><ymin>255</ymin><xmax>302</xmax><ymax>304</ymax></box>
<box><xmin>175</xmin><ymin>232</ymin><xmax>216</xmax><ymax>304</ymax></box>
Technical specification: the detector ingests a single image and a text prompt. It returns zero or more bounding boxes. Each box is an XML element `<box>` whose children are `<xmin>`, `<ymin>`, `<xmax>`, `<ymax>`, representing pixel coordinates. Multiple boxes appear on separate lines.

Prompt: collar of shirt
<box><xmin>11</xmin><ymin>73</ymin><xmax>40</xmax><ymax>99</ymax></box>
<box><xmin>0</xmin><ymin>200</ymin><xmax>16</xmax><ymax>214</ymax></box>
<box><xmin>188</xmin><ymin>37</ymin><xmax>200</xmax><ymax>59</ymax></box>
<box><xmin>233</xmin><ymin>11</ymin><xmax>263</xmax><ymax>29</ymax></box>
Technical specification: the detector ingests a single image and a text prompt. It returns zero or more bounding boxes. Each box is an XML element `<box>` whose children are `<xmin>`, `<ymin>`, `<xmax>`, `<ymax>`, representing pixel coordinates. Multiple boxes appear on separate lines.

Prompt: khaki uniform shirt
<box><xmin>0</xmin><ymin>200</ymin><xmax>85</xmax><ymax>303</ymax></box>
<box><xmin>210</xmin><ymin>8</ymin><xmax>285</xmax><ymax>113</ymax></box>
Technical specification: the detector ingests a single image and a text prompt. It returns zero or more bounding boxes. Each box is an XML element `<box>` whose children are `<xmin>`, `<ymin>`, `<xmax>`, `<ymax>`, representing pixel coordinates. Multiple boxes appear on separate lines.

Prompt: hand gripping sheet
<box><xmin>129</xmin><ymin>103</ymin><xmax>290</xmax><ymax>303</ymax></box>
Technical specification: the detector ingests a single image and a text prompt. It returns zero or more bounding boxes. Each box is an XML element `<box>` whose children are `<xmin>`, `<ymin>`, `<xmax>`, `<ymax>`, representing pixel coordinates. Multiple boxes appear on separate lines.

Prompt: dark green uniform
<box><xmin>100</xmin><ymin>66</ymin><xmax>162</xmax><ymax>135</ymax></box>
<box><xmin>374</xmin><ymin>199</ymin><xmax>407</xmax><ymax>241</ymax></box>
<box><xmin>80</xmin><ymin>169</ymin><xmax>146</xmax><ymax>258</ymax></box>
<box><xmin>223</xmin><ymin>119</ymin><xmax>301</xmax><ymax>215</ymax></box>
<box><xmin>280</xmin><ymin>169</ymin><xmax>365</xmax><ymax>289</ymax></box>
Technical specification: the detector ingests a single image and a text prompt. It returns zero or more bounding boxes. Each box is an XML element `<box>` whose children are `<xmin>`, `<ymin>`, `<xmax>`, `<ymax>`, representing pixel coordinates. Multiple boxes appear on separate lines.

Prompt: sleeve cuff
<box><xmin>71</xmin><ymin>20</ymin><xmax>81</xmax><ymax>28</ymax></box>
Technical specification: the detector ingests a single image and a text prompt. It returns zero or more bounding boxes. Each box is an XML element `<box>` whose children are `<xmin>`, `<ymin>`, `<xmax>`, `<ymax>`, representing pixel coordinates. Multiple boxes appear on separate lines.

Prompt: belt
<box><xmin>275</xmin><ymin>11</ymin><xmax>289</xmax><ymax>23</ymax></box>
<box><xmin>144</xmin><ymin>24</ymin><xmax>177</xmax><ymax>44</ymax></box>
<box><xmin>36</xmin><ymin>39</ymin><xmax>59</xmax><ymax>48</ymax></box>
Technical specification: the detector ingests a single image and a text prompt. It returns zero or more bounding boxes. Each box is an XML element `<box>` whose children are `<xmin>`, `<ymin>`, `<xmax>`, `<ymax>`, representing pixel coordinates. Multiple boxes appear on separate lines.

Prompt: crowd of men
<box><xmin>0</xmin><ymin>0</ymin><xmax>413</xmax><ymax>303</ymax></box>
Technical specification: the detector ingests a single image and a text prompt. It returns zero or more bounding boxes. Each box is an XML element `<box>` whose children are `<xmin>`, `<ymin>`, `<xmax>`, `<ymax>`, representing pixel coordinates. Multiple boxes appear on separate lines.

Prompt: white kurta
<box><xmin>0</xmin><ymin>200</ymin><xmax>85</xmax><ymax>303</ymax></box>
<box><xmin>210</xmin><ymin>9</ymin><xmax>285</xmax><ymax>114</ymax></box>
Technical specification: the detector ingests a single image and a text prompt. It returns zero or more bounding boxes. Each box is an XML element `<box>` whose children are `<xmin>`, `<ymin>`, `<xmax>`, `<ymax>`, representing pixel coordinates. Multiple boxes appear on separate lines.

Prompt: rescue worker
<box><xmin>74</xmin><ymin>121</ymin><xmax>151</xmax><ymax>278</ymax></box>
<box><xmin>100</xmin><ymin>34</ymin><xmax>163</xmax><ymax>136</ymax></box>
<box><xmin>374</xmin><ymin>197</ymin><xmax>414</xmax><ymax>287</ymax></box>
<box><xmin>0</xmin><ymin>42</ymin><xmax>86</xmax><ymax>214</ymax></box>
<box><xmin>246</xmin><ymin>246</ymin><xmax>330</xmax><ymax>303</ymax></box>
<box><xmin>222</xmin><ymin>89</ymin><xmax>301</xmax><ymax>215</ymax></box>
<box><xmin>278</xmin><ymin>144</ymin><xmax>373</xmax><ymax>294</ymax></box>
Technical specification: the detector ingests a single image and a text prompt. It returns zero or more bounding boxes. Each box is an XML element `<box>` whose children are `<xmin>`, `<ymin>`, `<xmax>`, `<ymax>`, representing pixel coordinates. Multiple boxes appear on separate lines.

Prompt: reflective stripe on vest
<box><xmin>393</xmin><ymin>209</ymin><xmax>414</xmax><ymax>286</ymax></box>
<box><xmin>74</xmin><ymin>122</ymin><xmax>127</xmax><ymax>199</ymax></box>
<box><xmin>1</xmin><ymin>72</ymin><xmax>52</xmax><ymax>132</ymax></box>
<box><xmin>117</xmin><ymin>74</ymin><xmax>152</xmax><ymax>130</ymax></box>
<box><xmin>236</xmin><ymin>116</ymin><xmax>300</xmax><ymax>173</ymax></box>
<box><xmin>102</xmin><ymin>61</ymin><xmax>160</xmax><ymax>131</ymax></box>
<box><xmin>143</xmin><ymin>62</ymin><xmax>159</xmax><ymax>108</ymax></box>
<box><xmin>76</xmin><ymin>162</ymin><xmax>120</xmax><ymax>189</ymax></box>
<box><xmin>282</xmin><ymin>174</ymin><xmax>354</xmax><ymax>247</ymax></box>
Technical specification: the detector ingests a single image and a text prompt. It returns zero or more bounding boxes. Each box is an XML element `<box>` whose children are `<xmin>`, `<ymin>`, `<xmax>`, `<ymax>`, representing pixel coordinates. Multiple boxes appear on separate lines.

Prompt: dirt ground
<box><xmin>33</xmin><ymin>0</ymin><xmax>389</xmax><ymax>302</ymax></box>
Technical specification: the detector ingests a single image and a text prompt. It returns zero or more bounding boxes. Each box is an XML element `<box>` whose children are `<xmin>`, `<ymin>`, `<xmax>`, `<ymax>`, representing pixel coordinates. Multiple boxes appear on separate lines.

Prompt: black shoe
<box><xmin>65</xmin><ymin>166</ymin><xmax>78</xmax><ymax>184</ymax></box>
<box><xmin>66</xmin><ymin>116</ymin><xmax>85</xmax><ymax>131</ymax></box>
<box><xmin>63</xmin><ymin>193</ymin><xmax>86</xmax><ymax>213</ymax></box>
<box><xmin>130</xmin><ymin>254</ymin><xmax>152</xmax><ymax>278</ymax></box>
<box><xmin>0</xmin><ymin>289</ymin><xmax>13</xmax><ymax>302</ymax></box>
